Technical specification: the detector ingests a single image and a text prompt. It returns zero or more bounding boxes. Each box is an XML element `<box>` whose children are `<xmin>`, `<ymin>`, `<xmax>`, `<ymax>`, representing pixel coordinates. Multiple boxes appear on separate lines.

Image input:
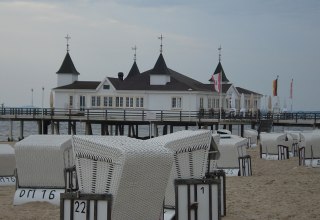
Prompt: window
<box><xmin>103</xmin><ymin>96</ymin><xmax>113</xmax><ymax>107</ymax></box>
<box><xmin>126</xmin><ymin>97</ymin><xmax>134</xmax><ymax>108</ymax></box>
<box><xmin>172</xmin><ymin>97</ymin><xmax>182</xmax><ymax>109</ymax></box>
<box><xmin>116</xmin><ymin>97</ymin><xmax>123</xmax><ymax>108</ymax></box>
<box><xmin>103</xmin><ymin>85</ymin><xmax>110</xmax><ymax>90</ymax></box>
<box><xmin>69</xmin><ymin>96</ymin><xmax>73</xmax><ymax>107</ymax></box>
<box><xmin>208</xmin><ymin>98</ymin><xmax>212</xmax><ymax>109</ymax></box>
<box><xmin>91</xmin><ymin>96</ymin><xmax>96</xmax><ymax>107</ymax></box>
<box><xmin>136</xmin><ymin>97</ymin><xmax>144</xmax><ymax>108</ymax></box>
<box><xmin>97</xmin><ymin>96</ymin><xmax>101</xmax><ymax>107</ymax></box>
<box><xmin>199</xmin><ymin>97</ymin><xmax>204</xmax><ymax>109</ymax></box>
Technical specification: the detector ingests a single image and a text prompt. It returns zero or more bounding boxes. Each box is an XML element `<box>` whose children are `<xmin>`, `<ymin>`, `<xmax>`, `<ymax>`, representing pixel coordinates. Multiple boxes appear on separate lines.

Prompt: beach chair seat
<box><xmin>72</xmin><ymin>135</ymin><xmax>174</xmax><ymax>220</ymax></box>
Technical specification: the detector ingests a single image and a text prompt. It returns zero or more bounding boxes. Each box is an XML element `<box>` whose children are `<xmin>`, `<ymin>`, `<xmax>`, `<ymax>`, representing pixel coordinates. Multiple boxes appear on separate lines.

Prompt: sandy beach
<box><xmin>0</xmin><ymin>142</ymin><xmax>320</xmax><ymax>219</ymax></box>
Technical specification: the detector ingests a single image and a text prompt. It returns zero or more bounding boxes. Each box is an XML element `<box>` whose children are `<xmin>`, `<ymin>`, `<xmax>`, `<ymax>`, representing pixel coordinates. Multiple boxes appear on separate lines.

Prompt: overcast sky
<box><xmin>0</xmin><ymin>0</ymin><xmax>319</xmax><ymax>111</ymax></box>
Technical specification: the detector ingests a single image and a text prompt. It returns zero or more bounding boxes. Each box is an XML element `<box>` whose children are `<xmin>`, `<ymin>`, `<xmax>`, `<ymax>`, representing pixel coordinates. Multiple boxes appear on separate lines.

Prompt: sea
<box><xmin>0</xmin><ymin>120</ymin><xmax>314</xmax><ymax>142</ymax></box>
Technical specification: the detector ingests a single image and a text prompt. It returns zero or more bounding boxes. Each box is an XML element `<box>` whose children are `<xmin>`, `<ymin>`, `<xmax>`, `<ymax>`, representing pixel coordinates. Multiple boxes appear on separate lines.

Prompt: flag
<box><xmin>212</xmin><ymin>72</ymin><xmax>221</xmax><ymax>93</ymax></box>
<box><xmin>273</xmin><ymin>77</ymin><xmax>278</xmax><ymax>96</ymax></box>
<box><xmin>290</xmin><ymin>78</ymin><xmax>293</xmax><ymax>99</ymax></box>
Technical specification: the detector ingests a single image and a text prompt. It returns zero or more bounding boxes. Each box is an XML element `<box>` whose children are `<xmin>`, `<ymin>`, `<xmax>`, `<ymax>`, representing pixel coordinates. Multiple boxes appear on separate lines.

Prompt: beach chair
<box><xmin>259</xmin><ymin>132</ymin><xmax>287</xmax><ymax>160</ymax></box>
<box><xmin>71</xmin><ymin>135</ymin><xmax>173</xmax><ymax>220</ymax></box>
<box><xmin>14</xmin><ymin>135</ymin><xmax>73</xmax><ymax>205</ymax></box>
<box><xmin>0</xmin><ymin>144</ymin><xmax>16</xmax><ymax>186</ymax></box>
<box><xmin>147</xmin><ymin>130</ymin><xmax>217</xmax><ymax>219</ymax></box>
<box><xmin>215</xmin><ymin>134</ymin><xmax>250</xmax><ymax>176</ymax></box>
<box><xmin>243</xmin><ymin>129</ymin><xmax>258</xmax><ymax>148</ymax></box>
<box><xmin>300</xmin><ymin>132</ymin><xmax>320</xmax><ymax>167</ymax></box>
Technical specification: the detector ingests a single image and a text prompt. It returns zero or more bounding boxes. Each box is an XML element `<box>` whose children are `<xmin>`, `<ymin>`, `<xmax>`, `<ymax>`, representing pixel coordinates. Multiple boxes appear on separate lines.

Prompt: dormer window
<box><xmin>103</xmin><ymin>85</ymin><xmax>110</xmax><ymax>90</ymax></box>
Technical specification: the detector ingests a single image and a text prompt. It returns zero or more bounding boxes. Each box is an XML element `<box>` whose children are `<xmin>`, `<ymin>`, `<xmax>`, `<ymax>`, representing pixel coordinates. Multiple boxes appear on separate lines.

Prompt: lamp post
<box><xmin>31</xmin><ymin>88</ymin><xmax>34</xmax><ymax>107</ymax></box>
<box><xmin>41</xmin><ymin>87</ymin><xmax>44</xmax><ymax>134</ymax></box>
<box><xmin>188</xmin><ymin>88</ymin><xmax>192</xmax><ymax>121</ymax></box>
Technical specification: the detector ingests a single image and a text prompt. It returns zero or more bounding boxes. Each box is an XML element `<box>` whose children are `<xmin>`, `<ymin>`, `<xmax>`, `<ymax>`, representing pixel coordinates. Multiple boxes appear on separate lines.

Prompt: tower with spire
<box><xmin>56</xmin><ymin>35</ymin><xmax>80</xmax><ymax>87</ymax></box>
<box><xmin>150</xmin><ymin>34</ymin><xmax>171</xmax><ymax>85</ymax></box>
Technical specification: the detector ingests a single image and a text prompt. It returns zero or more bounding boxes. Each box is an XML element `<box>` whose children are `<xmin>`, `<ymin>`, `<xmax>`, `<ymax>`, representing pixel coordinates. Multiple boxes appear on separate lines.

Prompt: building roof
<box><xmin>56</xmin><ymin>52</ymin><xmax>80</xmax><ymax>75</ymax></box>
<box><xmin>208</xmin><ymin>61</ymin><xmax>229</xmax><ymax>83</ymax></box>
<box><xmin>150</xmin><ymin>53</ymin><xmax>170</xmax><ymax>75</ymax></box>
<box><xmin>53</xmin><ymin>53</ymin><xmax>260</xmax><ymax>96</ymax></box>
<box><xmin>108</xmin><ymin>66</ymin><xmax>209</xmax><ymax>92</ymax></box>
<box><xmin>236</xmin><ymin>87</ymin><xmax>261</xmax><ymax>95</ymax></box>
<box><xmin>125</xmin><ymin>61</ymin><xmax>140</xmax><ymax>79</ymax></box>
<box><xmin>53</xmin><ymin>81</ymin><xmax>99</xmax><ymax>90</ymax></box>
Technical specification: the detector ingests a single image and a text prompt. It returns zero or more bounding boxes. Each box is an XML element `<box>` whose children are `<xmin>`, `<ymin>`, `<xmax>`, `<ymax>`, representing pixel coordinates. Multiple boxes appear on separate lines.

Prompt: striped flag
<box><xmin>290</xmin><ymin>78</ymin><xmax>293</xmax><ymax>99</ymax></box>
<box><xmin>212</xmin><ymin>72</ymin><xmax>221</xmax><ymax>93</ymax></box>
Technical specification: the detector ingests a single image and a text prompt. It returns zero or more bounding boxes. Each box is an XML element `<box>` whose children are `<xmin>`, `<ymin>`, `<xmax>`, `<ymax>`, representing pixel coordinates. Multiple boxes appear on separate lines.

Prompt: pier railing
<box><xmin>1</xmin><ymin>107</ymin><xmax>320</xmax><ymax>124</ymax></box>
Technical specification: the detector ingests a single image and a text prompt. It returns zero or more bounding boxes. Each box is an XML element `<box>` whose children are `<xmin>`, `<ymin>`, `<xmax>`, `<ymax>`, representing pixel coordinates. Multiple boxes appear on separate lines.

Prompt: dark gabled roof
<box><xmin>53</xmin><ymin>81</ymin><xmax>99</xmax><ymax>90</ymax></box>
<box><xmin>236</xmin><ymin>87</ymin><xmax>261</xmax><ymax>95</ymax></box>
<box><xmin>109</xmin><ymin>68</ymin><xmax>208</xmax><ymax>91</ymax></box>
<box><xmin>150</xmin><ymin>53</ymin><xmax>170</xmax><ymax>75</ymax></box>
<box><xmin>56</xmin><ymin>52</ymin><xmax>80</xmax><ymax>75</ymax></box>
<box><xmin>125</xmin><ymin>61</ymin><xmax>140</xmax><ymax>79</ymax></box>
<box><xmin>208</xmin><ymin>61</ymin><xmax>229</xmax><ymax>83</ymax></box>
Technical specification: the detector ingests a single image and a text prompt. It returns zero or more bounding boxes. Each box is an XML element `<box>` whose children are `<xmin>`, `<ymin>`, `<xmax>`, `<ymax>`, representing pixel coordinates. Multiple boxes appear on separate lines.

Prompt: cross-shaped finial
<box><xmin>158</xmin><ymin>34</ymin><xmax>164</xmax><ymax>53</ymax></box>
<box><xmin>132</xmin><ymin>45</ymin><xmax>137</xmax><ymax>62</ymax></box>
<box><xmin>65</xmin><ymin>34</ymin><xmax>71</xmax><ymax>52</ymax></box>
<box><xmin>218</xmin><ymin>45</ymin><xmax>222</xmax><ymax>62</ymax></box>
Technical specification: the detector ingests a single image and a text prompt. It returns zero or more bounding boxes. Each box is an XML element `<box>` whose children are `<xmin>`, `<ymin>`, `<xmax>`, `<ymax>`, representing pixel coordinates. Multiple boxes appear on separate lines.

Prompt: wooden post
<box><xmin>68</xmin><ymin>121</ymin><xmax>72</xmax><ymax>135</ymax></box>
<box><xmin>38</xmin><ymin>120</ymin><xmax>42</xmax><ymax>135</ymax></box>
<box><xmin>51</xmin><ymin>121</ymin><xmax>54</xmax><ymax>134</ymax></box>
<box><xmin>19</xmin><ymin>120</ymin><xmax>24</xmax><ymax>140</ymax></box>
<box><xmin>241</xmin><ymin>124</ymin><xmax>244</xmax><ymax>137</ymax></box>
<box><xmin>8</xmin><ymin>120</ymin><xmax>13</xmax><ymax>141</ymax></box>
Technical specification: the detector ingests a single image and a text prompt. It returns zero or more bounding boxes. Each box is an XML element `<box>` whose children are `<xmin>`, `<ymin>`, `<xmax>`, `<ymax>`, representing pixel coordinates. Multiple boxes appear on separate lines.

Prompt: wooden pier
<box><xmin>1</xmin><ymin>107</ymin><xmax>320</xmax><ymax>141</ymax></box>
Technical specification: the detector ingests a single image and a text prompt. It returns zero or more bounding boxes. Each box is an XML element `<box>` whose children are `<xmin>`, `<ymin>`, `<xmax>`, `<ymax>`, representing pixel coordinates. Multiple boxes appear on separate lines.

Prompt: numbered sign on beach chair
<box><xmin>206</xmin><ymin>170</ymin><xmax>226</xmax><ymax>216</ymax></box>
<box><xmin>60</xmin><ymin>192</ymin><xmax>112</xmax><ymax>220</ymax></box>
<box><xmin>72</xmin><ymin>135</ymin><xmax>173</xmax><ymax>220</ymax></box>
<box><xmin>14</xmin><ymin>135</ymin><xmax>73</xmax><ymax>205</ymax></box>
<box><xmin>175</xmin><ymin>178</ymin><xmax>221</xmax><ymax>220</ymax></box>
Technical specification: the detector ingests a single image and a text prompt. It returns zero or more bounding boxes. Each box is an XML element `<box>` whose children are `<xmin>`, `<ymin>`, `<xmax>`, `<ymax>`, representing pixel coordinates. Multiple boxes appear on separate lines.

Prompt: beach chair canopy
<box><xmin>14</xmin><ymin>135</ymin><xmax>73</xmax><ymax>188</ymax></box>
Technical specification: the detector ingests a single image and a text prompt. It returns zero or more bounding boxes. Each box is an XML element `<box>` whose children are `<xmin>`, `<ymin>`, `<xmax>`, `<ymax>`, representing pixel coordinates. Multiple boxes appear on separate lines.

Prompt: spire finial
<box><xmin>158</xmin><ymin>34</ymin><xmax>164</xmax><ymax>53</ymax></box>
<box><xmin>132</xmin><ymin>45</ymin><xmax>137</xmax><ymax>62</ymax></box>
<box><xmin>65</xmin><ymin>34</ymin><xmax>71</xmax><ymax>52</ymax></box>
<box><xmin>218</xmin><ymin>45</ymin><xmax>222</xmax><ymax>62</ymax></box>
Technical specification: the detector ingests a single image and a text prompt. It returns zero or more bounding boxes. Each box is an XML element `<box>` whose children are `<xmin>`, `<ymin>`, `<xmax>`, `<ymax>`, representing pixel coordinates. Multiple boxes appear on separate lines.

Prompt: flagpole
<box><xmin>219</xmin><ymin>73</ymin><xmax>222</xmax><ymax>121</ymax></box>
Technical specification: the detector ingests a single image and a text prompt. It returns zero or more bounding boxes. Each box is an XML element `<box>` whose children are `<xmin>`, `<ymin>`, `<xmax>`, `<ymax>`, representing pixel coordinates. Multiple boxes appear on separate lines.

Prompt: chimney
<box><xmin>118</xmin><ymin>72</ymin><xmax>124</xmax><ymax>81</ymax></box>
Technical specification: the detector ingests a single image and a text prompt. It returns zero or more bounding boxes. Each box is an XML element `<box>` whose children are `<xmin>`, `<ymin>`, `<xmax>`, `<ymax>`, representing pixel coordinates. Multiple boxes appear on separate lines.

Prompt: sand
<box><xmin>0</xmin><ymin>143</ymin><xmax>320</xmax><ymax>219</ymax></box>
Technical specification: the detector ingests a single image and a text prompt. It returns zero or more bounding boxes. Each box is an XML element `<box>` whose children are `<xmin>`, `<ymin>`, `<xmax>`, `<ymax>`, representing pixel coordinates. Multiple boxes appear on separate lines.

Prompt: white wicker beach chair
<box><xmin>0</xmin><ymin>144</ymin><xmax>16</xmax><ymax>177</ymax></box>
<box><xmin>147</xmin><ymin>130</ymin><xmax>212</xmax><ymax>208</ymax></box>
<box><xmin>259</xmin><ymin>132</ymin><xmax>287</xmax><ymax>160</ymax></box>
<box><xmin>72</xmin><ymin>135</ymin><xmax>174</xmax><ymax>220</ymax></box>
<box><xmin>216</xmin><ymin>134</ymin><xmax>249</xmax><ymax>176</ymax></box>
<box><xmin>300</xmin><ymin>131</ymin><xmax>320</xmax><ymax>167</ymax></box>
<box><xmin>243</xmin><ymin>129</ymin><xmax>258</xmax><ymax>147</ymax></box>
<box><xmin>14</xmin><ymin>135</ymin><xmax>73</xmax><ymax>188</ymax></box>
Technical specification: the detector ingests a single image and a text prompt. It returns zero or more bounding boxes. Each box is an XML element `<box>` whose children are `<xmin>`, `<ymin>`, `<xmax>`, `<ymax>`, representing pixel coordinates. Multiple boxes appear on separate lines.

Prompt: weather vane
<box><xmin>132</xmin><ymin>45</ymin><xmax>137</xmax><ymax>62</ymax></box>
<box><xmin>218</xmin><ymin>45</ymin><xmax>222</xmax><ymax>62</ymax></box>
<box><xmin>65</xmin><ymin>34</ymin><xmax>71</xmax><ymax>52</ymax></box>
<box><xmin>158</xmin><ymin>34</ymin><xmax>164</xmax><ymax>53</ymax></box>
